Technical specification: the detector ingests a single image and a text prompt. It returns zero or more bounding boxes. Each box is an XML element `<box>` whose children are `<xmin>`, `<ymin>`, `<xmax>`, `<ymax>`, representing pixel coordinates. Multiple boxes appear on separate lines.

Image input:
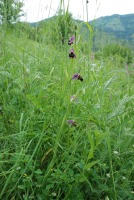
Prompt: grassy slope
<box><xmin>0</xmin><ymin>25</ymin><xmax>134</xmax><ymax>199</ymax></box>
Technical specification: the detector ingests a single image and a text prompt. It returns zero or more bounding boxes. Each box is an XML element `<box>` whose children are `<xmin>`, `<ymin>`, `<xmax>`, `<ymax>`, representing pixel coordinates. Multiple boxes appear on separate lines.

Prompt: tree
<box><xmin>0</xmin><ymin>0</ymin><xmax>24</xmax><ymax>25</ymax></box>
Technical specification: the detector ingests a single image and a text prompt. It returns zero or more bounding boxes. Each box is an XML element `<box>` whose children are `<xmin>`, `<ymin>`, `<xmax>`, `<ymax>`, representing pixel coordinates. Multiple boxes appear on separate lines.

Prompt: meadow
<box><xmin>0</xmin><ymin>8</ymin><xmax>134</xmax><ymax>200</ymax></box>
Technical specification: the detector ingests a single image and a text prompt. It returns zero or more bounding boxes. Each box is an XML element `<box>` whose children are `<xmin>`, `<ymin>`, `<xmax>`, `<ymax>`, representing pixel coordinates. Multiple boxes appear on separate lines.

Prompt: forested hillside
<box><xmin>91</xmin><ymin>14</ymin><xmax>134</xmax><ymax>49</ymax></box>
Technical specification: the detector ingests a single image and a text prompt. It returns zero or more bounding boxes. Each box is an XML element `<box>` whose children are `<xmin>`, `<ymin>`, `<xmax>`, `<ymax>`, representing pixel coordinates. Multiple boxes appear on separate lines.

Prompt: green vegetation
<box><xmin>0</xmin><ymin>0</ymin><xmax>24</xmax><ymax>25</ymax></box>
<box><xmin>0</xmin><ymin>4</ymin><xmax>134</xmax><ymax>200</ymax></box>
<box><xmin>32</xmin><ymin>13</ymin><xmax>134</xmax><ymax>51</ymax></box>
<box><xmin>95</xmin><ymin>43</ymin><xmax>133</xmax><ymax>66</ymax></box>
<box><xmin>92</xmin><ymin>14</ymin><xmax>134</xmax><ymax>50</ymax></box>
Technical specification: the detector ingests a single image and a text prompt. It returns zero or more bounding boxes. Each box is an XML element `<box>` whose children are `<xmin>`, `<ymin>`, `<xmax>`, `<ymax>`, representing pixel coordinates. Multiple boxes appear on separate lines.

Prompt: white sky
<box><xmin>22</xmin><ymin>0</ymin><xmax>134</xmax><ymax>22</ymax></box>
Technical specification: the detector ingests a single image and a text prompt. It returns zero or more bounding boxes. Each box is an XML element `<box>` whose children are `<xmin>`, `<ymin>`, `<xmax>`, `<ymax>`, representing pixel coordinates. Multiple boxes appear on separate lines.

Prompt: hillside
<box><xmin>92</xmin><ymin>14</ymin><xmax>134</xmax><ymax>41</ymax></box>
<box><xmin>0</xmin><ymin>12</ymin><xmax>134</xmax><ymax>199</ymax></box>
<box><xmin>30</xmin><ymin>13</ymin><xmax>134</xmax><ymax>50</ymax></box>
<box><xmin>90</xmin><ymin>14</ymin><xmax>134</xmax><ymax>49</ymax></box>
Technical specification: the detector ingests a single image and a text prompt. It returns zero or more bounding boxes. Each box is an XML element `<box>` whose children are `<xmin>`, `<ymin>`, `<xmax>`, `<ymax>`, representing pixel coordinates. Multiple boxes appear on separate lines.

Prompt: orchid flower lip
<box><xmin>69</xmin><ymin>49</ymin><xmax>76</xmax><ymax>58</ymax></box>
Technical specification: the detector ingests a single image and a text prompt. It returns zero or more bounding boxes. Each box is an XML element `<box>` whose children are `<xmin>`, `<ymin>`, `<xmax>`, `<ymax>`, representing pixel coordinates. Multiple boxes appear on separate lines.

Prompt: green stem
<box><xmin>106</xmin><ymin>129</ymin><xmax>117</xmax><ymax>200</ymax></box>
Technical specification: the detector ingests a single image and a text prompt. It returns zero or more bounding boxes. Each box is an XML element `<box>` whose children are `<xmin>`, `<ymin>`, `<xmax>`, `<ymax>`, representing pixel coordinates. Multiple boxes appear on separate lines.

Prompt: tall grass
<box><xmin>0</xmin><ymin>1</ymin><xmax>134</xmax><ymax>199</ymax></box>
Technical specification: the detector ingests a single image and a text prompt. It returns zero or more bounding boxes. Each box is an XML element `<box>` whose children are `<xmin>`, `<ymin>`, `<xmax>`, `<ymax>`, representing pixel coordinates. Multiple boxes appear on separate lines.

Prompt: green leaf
<box><xmin>84</xmin><ymin>161</ymin><xmax>99</xmax><ymax>170</ymax></box>
<box><xmin>88</xmin><ymin>149</ymin><xmax>94</xmax><ymax>159</ymax></box>
<box><xmin>84</xmin><ymin>22</ymin><xmax>93</xmax><ymax>33</ymax></box>
<box><xmin>34</xmin><ymin>169</ymin><xmax>42</xmax><ymax>175</ymax></box>
<box><xmin>88</xmin><ymin>133</ymin><xmax>94</xmax><ymax>149</ymax></box>
<box><xmin>46</xmin><ymin>183</ymin><xmax>54</xmax><ymax>190</ymax></box>
<box><xmin>18</xmin><ymin>185</ymin><xmax>25</xmax><ymax>190</ymax></box>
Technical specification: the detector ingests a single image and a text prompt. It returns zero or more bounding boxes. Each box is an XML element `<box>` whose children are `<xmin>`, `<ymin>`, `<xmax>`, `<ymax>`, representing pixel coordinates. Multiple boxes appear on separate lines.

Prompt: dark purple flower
<box><xmin>67</xmin><ymin>120</ymin><xmax>76</xmax><ymax>127</ymax></box>
<box><xmin>72</xmin><ymin>73</ymin><xmax>83</xmax><ymax>81</ymax></box>
<box><xmin>69</xmin><ymin>49</ymin><xmax>76</xmax><ymax>58</ymax></box>
<box><xmin>68</xmin><ymin>36</ymin><xmax>75</xmax><ymax>45</ymax></box>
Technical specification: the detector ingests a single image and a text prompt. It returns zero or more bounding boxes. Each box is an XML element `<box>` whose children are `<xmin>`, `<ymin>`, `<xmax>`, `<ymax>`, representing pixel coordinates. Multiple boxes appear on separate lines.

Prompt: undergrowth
<box><xmin>0</xmin><ymin>2</ymin><xmax>134</xmax><ymax>200</ymax></box>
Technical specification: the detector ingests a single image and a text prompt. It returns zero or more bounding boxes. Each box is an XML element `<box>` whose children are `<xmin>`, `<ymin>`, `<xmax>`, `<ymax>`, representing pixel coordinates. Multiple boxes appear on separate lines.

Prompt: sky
<box><xmin>22</xmin><ymin>0</ymin><xmax>134</xmax><ymax>22</ymax></box>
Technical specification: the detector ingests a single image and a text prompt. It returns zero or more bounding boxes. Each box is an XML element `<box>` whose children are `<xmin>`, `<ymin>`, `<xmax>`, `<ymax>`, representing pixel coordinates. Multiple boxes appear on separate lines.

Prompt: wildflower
<box><xmin>23</xmin><ymin>174</ymin><xmax>28</xmax><ymax>177</ymax></box>
<box><xmin>16</xmin><ymin>166</ymin><xmax>21</xmax><ymax>170</ymax></box>
<box><xmin>67</xmin><ymin>120</ymin><xmax>76</xmax><ymax>127</ymax></box>
<box><xmin>72</xmin><ymin>73</ymin><xmax>83</xmax><ymax>81</ymax></box>
<box><xmin>106</xmin><ymin>173</ymin><xmax>110</xmax><ymax>178</ymax></box>
<box><xmin>72</xmin><ymin>73</ymin><xmax>79</xmax><ymax>80</ymax></box>
<box><xmin>52</xmin><ymin>192</ymin><xmax>56</xmax><ymax>197</ymax></box>
<box><xmin>70</xmin><ymin>95</ymin><xmax>76</xmax><ymax>102</ymax></box>
<box><xmin>69</xmin><ymin>49</ymin><xmax>76</xmax><ymax>58</ymax></box>
<box><xmin>78</xmin><ymin>75</ymin><xmax>83</xmax><ymax>81</ymax></box>
<box><xmin>105</xmin><ymin>196</ymin><xmax>110</xmax><ymax>200</ymax></box>
<box><xmin>113</xmin><ymin>150</ymin><xmax>119</xmax><ymax>155</ymax></box>
<box><xmin>68</xmin><ymin>35</ymin><xmax>75</xmax><ymax>45</ymax></box>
